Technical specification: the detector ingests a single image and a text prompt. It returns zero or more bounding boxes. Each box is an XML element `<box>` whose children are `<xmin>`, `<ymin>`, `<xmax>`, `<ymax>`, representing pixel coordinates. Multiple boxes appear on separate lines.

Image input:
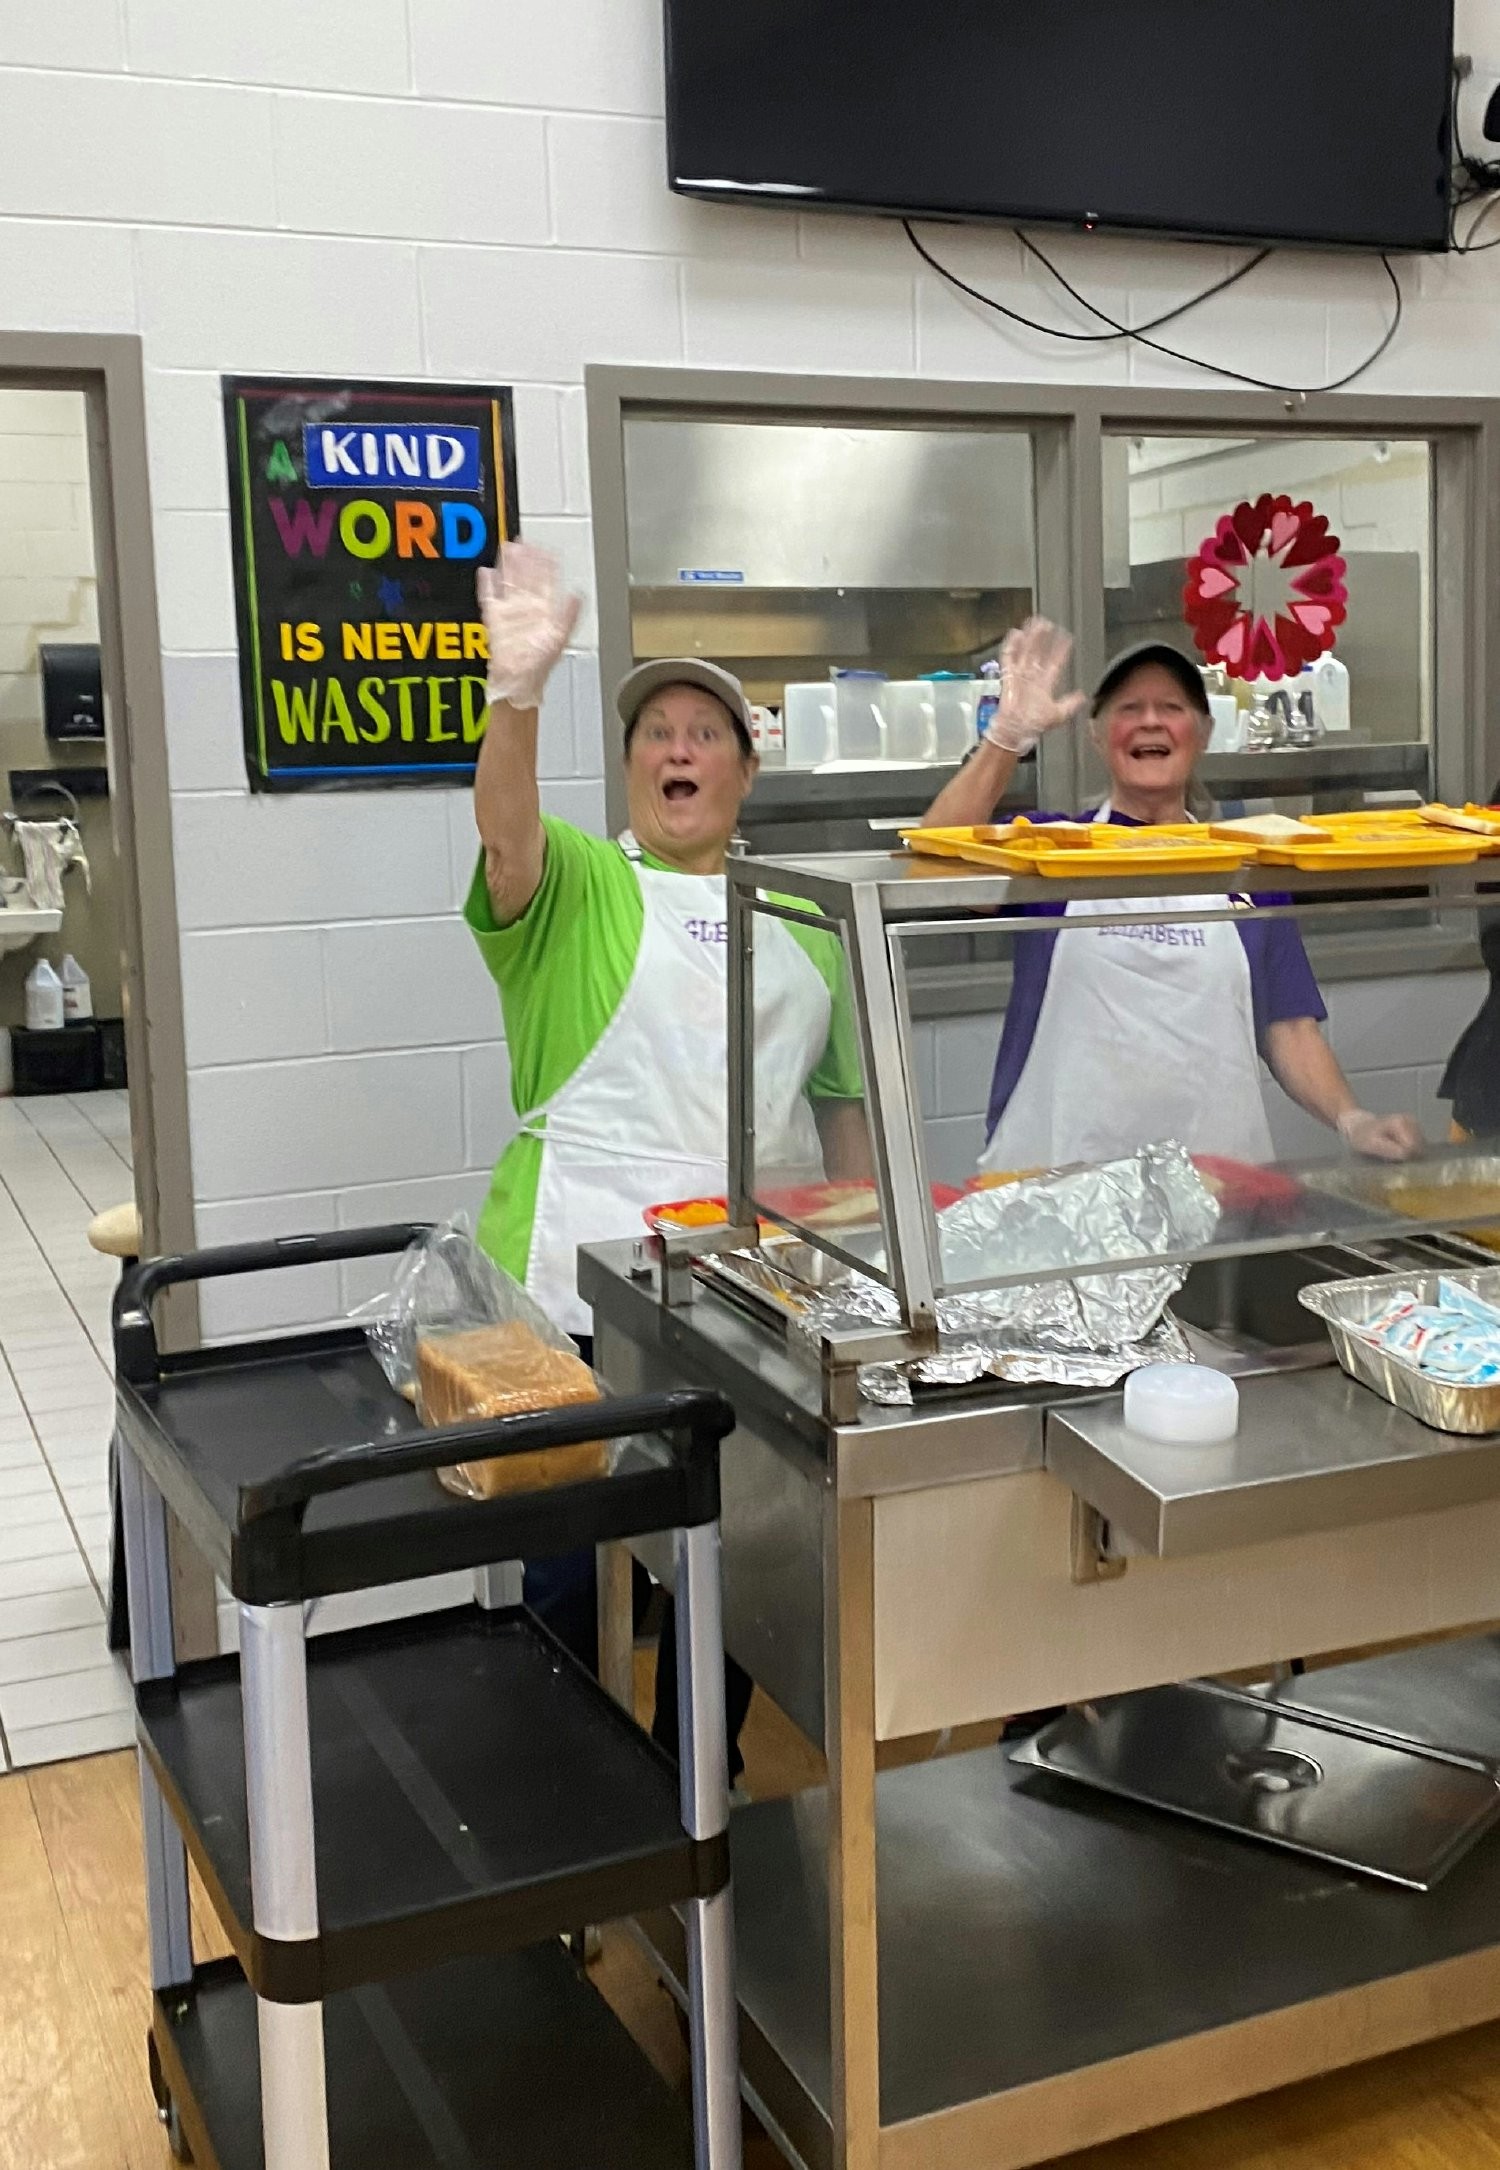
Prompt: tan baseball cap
<box><xmin>614</xmin><ymin>658</ymin><xmax>755</xmax><ymax>753</ymax></box>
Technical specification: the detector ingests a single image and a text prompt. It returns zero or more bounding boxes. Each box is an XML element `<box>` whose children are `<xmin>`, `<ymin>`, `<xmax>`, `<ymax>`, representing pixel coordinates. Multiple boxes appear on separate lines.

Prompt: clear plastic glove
<box><xmin>1337</xmin><ymin>1107</ymin><xmax>1424</xmax><ymax>1162</ymax></box>
<box><xmin>476</xmin><ymin>542</ymin><xmax>582</xmax><ymax>711</ymax></box>
<box><xmin>982</xmin><ymin>617</ymin><xmax>1089</xmax><ymax>755</ymax></box>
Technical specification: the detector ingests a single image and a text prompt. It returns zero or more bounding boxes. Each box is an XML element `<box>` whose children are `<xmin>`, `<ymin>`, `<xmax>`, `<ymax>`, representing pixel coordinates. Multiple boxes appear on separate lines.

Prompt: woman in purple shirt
<box><xmin>923</xmin><ymin>630</ymin><xmax>1422</xmax><ymax>1170</ymax></box>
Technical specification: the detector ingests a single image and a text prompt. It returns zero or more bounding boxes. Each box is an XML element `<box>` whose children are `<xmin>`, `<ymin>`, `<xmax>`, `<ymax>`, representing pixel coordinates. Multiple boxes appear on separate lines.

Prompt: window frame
<box><xmin>588</xmin><ymin>369</ymin><xmax>1500</xmax><ymax>1000</ymax></box>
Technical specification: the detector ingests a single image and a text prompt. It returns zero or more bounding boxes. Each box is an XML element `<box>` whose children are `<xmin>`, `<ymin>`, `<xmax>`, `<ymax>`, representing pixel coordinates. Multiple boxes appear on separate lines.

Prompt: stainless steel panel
<box><xmin>728</xmin><ymin>845</ymin><xmax>1500</xmax><ymax>916</ymax></box>
<box><xmin>1199</xmin><ymin>739</ymin><xmax>1430</xmax><ymax>800</ymax></box>
<box><xmin>622</xmin><ymin>418</ymin><xmax>1035</xmax><ymax>591</ymax></box>
<box><xmin>1174</xmin><ymin>1246</ymin><xmax>1366</xmax><ymax>1354</ymax></box>
<box><xmin>1045</xmin><ymin>1366</ymin><xmax>1500</xmax><ymax>1559</ymax></box>
<box><xmin>591</xmin><ymin>1298</ymin><xmax>831</xmax><ymax>1749</ymax></box>
<box><xmin>722</xmin><ymin>1740</ymin><xmax>1500</xmax><ymax>2132</ymax></box>
<box><xmin>583</xmin><ymin>1240</ymin><xmax>1048</xmax><ymax>1502</ymax></box>
<box><xmin>1259</xmin><ymin>1634</ymin><xmax>1500</xmax><ymax>1763</ymax></box>
<box><xmin>1011</xmin><ymin>1684</ymin><xmax>1500</xmax><ymax>1889</ymax></box>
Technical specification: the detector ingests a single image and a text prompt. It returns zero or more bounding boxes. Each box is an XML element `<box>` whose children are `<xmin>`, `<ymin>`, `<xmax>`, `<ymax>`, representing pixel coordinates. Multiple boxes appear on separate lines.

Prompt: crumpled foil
<box><xmin>857</xmin><ymin>1314</ymin><xmax>1193</xmax><ymax>1406</ymax></box>
<box><xmin>796</xmin><ymin>1142</ymin><xmax>1219</xmax><ymax>1403</ymax></box>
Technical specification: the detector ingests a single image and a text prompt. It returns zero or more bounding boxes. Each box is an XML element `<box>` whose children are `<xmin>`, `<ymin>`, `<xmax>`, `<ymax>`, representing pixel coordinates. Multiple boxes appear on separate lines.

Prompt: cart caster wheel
<box><xmin>161</xmin><ymin>2097</ymin><xmax>193</xmax><ymax>2165</ymax></box>
<box><xmin>147</xmin><ymin>2029</ymin><xmax>193</xmax><ymax>2164</ymax></box>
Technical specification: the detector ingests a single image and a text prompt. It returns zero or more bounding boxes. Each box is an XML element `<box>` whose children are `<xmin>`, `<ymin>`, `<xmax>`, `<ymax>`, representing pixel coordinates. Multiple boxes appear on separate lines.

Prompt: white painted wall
<box><xmin>3</xmin><ymin>1</ymin><xmax>1499</xmax><ymax>1335</ymax></box>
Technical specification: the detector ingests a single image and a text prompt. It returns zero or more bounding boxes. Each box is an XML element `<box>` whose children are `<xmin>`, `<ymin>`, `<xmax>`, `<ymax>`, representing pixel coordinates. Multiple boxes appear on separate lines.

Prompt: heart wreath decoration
<box><xmin>1183</xmin><ymin>493</ymin><xmax>1348</xmax><ymax>682</ymax></box>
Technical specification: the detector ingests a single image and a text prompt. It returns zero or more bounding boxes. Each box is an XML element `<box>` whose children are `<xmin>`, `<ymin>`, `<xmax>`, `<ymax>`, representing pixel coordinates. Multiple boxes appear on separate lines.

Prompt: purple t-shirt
<box><xmin>985</xmin><ymin>809</ymin><xmax>1328</xmax><ymax>1141</ymax></box>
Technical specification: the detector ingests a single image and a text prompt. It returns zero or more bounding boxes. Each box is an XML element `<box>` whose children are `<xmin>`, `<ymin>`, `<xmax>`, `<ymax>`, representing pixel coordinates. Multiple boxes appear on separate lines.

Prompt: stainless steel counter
<box><xmin>584</xmin><ymin>1236</ymin><xmax>1500</xmax><ymax>2170</ymax></box>
<box><xmin>1046</xmin><ymin>1366</ymin><xmax>1500</xmax><ymax>1558</ymax></box>
<box><xmin>645</xmin><ymin>1740</ymin><xmax>1500</xmax><ymax>2170</ymax></box>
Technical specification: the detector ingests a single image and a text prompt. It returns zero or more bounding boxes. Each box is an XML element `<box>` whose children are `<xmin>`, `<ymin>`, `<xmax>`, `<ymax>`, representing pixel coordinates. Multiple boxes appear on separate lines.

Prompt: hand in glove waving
<box><xmin>982</xmin><ymin>618</ymin><xmax>1088</xmax><ymax>755</ymax></box>
<box><xmin>476</xmin><ymin>543</ymin><xmax>582</xmax><ymax>712</ymax></box>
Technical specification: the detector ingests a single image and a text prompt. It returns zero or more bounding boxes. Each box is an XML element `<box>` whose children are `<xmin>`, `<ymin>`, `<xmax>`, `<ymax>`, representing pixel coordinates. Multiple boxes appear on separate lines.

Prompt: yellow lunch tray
<box><xmin>1421</xmin><ymin>802</ymin><xmax>1500</xmax><ymax>851</ymax></box>
<box><xmin>995</xmin><ymin>820</ymin><xmax>1252</xmax><ymax>877</ymax></box>
<box><xmin>900</xmin><ymin>823</ymin><xmax>1022</xmax><ymax>863</ymax></box>
<box><xmin>1252</xmin><ymin>818</ymin><xmax>1482</xmax><ymax>870</ymax></box>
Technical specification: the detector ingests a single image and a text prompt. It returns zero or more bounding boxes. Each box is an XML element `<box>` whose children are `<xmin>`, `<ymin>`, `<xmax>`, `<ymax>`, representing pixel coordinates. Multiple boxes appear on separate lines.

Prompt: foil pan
<box><xmin>1299</xmin><ymin>1266</ymin><xmax>1500</xmax><ymax>1436</ymax></box>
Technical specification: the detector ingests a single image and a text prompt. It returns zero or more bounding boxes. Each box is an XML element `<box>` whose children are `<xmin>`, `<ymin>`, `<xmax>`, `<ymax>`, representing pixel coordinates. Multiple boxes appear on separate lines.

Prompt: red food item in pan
<box><xmin>1192</xmin><ymin>1155</ymin><xmax>1304</xmax><ymax>1213</ymax></box>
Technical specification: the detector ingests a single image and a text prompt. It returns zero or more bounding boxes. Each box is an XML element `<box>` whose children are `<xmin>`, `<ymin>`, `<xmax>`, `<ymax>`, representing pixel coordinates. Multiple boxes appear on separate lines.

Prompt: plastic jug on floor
<box><xmin>60</xmin><ymin>953</ymin><xmax>92</xmax><ymax>1023</ymax></box>
<box><xmin>25</xmin><ymin>958</ymin><xmax>64</xmax><ymax>1032</ymax></box>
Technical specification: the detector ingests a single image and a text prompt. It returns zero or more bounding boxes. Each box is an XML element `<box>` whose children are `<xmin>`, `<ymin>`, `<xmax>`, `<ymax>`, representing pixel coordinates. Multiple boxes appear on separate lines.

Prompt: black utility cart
<box><xmin>112</xmin><ymin>1226</ymin><xmax>742</xmax><ymax>2170</ymax></box>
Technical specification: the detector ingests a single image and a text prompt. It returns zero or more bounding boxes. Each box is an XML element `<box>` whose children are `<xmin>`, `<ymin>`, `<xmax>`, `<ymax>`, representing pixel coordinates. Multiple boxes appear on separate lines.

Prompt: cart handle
<box><xmin>238</xmin><ymin>1388</ymin><xmax>733</xmax><ymax>1525</ymax></box>
<box><xmin>113</xmin><ymin>1225</ymin><xmax>432</xmax><ymax>1386</ymax></box>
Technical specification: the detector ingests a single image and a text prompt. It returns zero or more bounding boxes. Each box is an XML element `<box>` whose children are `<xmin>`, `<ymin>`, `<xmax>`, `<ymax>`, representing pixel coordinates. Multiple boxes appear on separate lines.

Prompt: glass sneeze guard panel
<box><xmin>890</xmin><ymin>887</ymin><xmax>1498</xmax><ymax>1300</ymax></box>
<box><xmin>732</xmin><ymin>889</ymin><xmax>898</xmax><ymax>1294</ymax></box>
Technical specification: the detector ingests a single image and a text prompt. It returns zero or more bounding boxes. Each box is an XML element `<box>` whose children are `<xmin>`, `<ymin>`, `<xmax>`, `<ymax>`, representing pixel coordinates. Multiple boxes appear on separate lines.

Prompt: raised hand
<box><xmin>476</xmin><ymin>542</ymin><xmax>583</xmax><ymax>712</ymax></box>
<box><xmin>982</xmin><ymin>617</ymin><xmax>1088</xmax><ymax>755</ymax></box>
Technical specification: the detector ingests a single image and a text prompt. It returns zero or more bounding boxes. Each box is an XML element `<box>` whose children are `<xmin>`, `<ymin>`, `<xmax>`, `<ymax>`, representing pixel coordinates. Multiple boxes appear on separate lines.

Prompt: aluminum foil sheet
<box><xmin>801</xmin><ymin>1143</ymin><xmax>1218</xmax><ymax>1403</ymax></box>
<box><xmin>935</xmin><ymin>1141</ymin><xmax>1220</xmax><ymax>1320</ymax></box>
<box><xmin>858</xmin><ymin>1314</ymin><xmax>1194</xmax><ymax>1406</ymax></box>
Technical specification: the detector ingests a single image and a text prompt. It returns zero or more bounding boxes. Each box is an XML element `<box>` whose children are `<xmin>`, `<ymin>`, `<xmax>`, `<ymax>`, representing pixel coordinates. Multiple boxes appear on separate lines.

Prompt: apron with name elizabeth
<box><xmin>520</xmin><ymin>857</ymin><xmax>832</xmax><ymax>1332</ymax></box>
<box><xmin>981</xmin><ymin>807</ymin><xmax>1274</xmax><ymax>1173</ymax></box>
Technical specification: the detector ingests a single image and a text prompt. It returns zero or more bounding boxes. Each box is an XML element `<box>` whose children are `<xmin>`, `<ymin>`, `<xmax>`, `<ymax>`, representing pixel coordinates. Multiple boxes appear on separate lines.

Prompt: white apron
<box><xmin>520</xmin><ymin>856</ymin><xmax>833</xmax><ymax>1332</ymax></box>
<box><xmin>981</xmin><ymin>807</ymin><xmax>1275</xmax><ymax>1173</ymax></box>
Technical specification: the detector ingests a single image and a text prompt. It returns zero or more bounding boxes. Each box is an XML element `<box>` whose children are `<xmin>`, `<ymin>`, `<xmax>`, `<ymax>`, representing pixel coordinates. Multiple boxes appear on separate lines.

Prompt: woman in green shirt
<box><xmin>469</xmin><ymin>543</ymin><xmax>868</xmax><ymax>1771</ymax></box>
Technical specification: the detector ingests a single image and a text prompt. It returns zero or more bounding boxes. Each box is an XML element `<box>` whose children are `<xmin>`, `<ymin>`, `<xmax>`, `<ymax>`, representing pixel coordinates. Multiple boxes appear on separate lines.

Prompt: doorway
<box><xmin>0</xmin><ymin>337</ymin><xmax>190</xmax><ymax>1773</ymax></box>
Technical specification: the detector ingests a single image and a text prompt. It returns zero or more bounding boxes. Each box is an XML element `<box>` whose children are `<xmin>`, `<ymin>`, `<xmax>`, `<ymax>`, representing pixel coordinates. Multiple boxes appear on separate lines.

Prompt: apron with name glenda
<box><xmin>980</xmin><ymin>807</ymin><xmax>1275</xmax><ymax>1174</ymax></box>
<box><xmin>519</xmin><ymin>854</ymin><xmax>833</xmax><ymax>1333</ymax></box>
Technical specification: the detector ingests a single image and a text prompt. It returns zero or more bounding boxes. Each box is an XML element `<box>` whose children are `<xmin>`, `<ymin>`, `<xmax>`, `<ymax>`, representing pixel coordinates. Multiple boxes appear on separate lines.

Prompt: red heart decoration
<box><xmin>1184</xmin><ymin>493</ymin><xmax>1348</xmax><ymax>680</ymax></box>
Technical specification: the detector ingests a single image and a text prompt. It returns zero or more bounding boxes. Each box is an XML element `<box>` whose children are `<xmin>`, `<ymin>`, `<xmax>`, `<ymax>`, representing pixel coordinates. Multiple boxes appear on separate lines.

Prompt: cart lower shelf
<box><xmin>138</xmin><ymin>1603</ymin><xmax>726</xmax><ymax>2000</ymax></box>
<box><xmin>642</xmin><ymin>1727</ymin><xmax>1500</xmax><ymax>2170</ymax></box>
<box><xmin>153</xmin><ymin>1945</ymin><xmax>696</xmax><ymax>2170</ymax></box>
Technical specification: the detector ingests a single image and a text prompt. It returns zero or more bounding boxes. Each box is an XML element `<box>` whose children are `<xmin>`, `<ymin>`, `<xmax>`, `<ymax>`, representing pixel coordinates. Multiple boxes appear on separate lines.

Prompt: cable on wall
<box><xmin>903</xmin><ymin>219</ymin><xmax>1403</xmax><ymax>398</ymax></box>
<box><xmin>1449</xmin><ymin>58</ymin><xmax>1500</xmax><ymax>252</ymax></box>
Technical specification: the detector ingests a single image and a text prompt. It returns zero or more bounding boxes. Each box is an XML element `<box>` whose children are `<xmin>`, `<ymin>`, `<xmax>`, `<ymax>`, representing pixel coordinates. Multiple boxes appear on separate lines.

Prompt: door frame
<box><xmin>0</xmin><ymin>332</ymin><xmax>195</xmax><ymax>1297</ymax></box>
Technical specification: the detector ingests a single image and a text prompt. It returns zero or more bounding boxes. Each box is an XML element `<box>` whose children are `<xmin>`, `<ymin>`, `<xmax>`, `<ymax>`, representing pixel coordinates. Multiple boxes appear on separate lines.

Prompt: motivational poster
<box><xmin>224</xmin><ymin>376</ymin><xmax>518</xmax><ymax>791</ymax></box>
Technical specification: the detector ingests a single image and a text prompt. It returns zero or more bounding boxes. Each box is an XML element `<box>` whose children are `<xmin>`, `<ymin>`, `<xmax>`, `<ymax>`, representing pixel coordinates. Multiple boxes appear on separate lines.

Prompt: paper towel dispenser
<box><xmin>40</xmin><ymin>643</ymin><xmax>104</xmax><ymax>743</ymax></box>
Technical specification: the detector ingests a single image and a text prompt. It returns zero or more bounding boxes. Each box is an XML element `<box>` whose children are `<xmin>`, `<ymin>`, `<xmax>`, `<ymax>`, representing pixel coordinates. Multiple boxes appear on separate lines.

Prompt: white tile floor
<box><xmin>0</xmin><ymin>1090</ymin><xmax>135</xmax><ymax>1771</ymax></box>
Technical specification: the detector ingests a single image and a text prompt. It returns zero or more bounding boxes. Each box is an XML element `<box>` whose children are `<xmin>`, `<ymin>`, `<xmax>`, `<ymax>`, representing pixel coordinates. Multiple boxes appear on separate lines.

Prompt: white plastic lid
<box><xmin>1123</xmin><ymin>1363</ymin><xmax>1239</xmax><ymax>1446</ymax></box>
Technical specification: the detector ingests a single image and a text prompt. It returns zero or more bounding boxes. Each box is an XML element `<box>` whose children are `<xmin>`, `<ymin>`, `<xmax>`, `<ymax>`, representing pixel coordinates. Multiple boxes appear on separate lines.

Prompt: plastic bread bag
<box><xmin>352</xmin><ymin>1217</ymin><xmax>609</xmax><ymax>1501</ymax></box>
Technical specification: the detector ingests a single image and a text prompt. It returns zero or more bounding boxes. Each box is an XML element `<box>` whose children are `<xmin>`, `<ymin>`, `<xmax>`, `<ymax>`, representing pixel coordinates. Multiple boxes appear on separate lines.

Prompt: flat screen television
<box><xmin>664</xmin><ymin>0</ymin><xmax>1455</xmax><ymax>252</ymax></box>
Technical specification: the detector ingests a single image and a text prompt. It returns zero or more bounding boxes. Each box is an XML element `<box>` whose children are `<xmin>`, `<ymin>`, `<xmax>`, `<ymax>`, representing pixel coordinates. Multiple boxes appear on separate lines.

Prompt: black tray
<box><xmin>113</xmin><ymin>1227</ymin><xmax>732</xmax><ymax>1604</ymax></box>
<box><xmin>153</xmin><ymin>1946</ymin><xmax>695</xmax><ymax>2170</ymax></box>
<box><xmin>139</xmin><ymin>1604</ymin><xmax>730</xmax><ymax>2002</ymax></box>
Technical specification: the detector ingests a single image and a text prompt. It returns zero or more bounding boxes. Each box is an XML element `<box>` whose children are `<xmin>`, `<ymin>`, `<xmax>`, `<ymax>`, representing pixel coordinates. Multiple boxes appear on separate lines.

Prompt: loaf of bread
<box><xmin>417</xmin><ymin>1321</ymin><xmax>607</xmax><ymax>1500</ymax></box>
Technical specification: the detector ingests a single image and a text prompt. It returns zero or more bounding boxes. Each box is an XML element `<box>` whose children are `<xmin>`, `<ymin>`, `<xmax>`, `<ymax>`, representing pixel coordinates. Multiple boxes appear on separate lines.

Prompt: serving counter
<box><xmin>587</xmin><ymin>845</ymin><xmax>1500</xmax><ymax>2170</ymax></box>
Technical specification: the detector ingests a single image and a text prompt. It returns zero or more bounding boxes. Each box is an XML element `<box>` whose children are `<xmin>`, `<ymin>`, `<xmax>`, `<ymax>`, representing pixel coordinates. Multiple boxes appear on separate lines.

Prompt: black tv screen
<box><xmin>665</xmin><ymin>0</ymin><xmax>1455</xmax><ymax>252</ymax></box>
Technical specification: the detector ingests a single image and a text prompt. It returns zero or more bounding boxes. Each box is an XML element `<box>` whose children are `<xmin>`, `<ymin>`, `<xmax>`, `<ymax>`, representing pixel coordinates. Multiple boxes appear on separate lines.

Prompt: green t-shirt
<box><xmin>465</xmin><ymin>817</ymin><xmax>863</xmax><ymax>1280</ymax></box>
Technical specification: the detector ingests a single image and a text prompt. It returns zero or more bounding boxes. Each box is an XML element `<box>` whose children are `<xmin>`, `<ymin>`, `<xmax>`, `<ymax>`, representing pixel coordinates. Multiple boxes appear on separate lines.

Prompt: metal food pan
<box><xmin>694</xmin><ymin>1238</ymin><xmax>840</xmax><ymax>1329</ymax></box>
<box><xmin>1309</xmin><ymin>1153</ymin><xmax>1500</xmax><ymax>1241</ymax></box>
<box><xmin>1298</xmin><ymin>1266</ymin><xmax>1500</xmax><ymax>1436</ymax></box>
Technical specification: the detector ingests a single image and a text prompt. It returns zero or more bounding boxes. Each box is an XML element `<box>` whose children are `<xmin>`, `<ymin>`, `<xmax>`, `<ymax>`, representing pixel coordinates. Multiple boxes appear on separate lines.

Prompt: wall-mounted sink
<box><xmin>0</xmin><ymin>904</ymin><xmax>63</xmax><ymax>957</ymax></box>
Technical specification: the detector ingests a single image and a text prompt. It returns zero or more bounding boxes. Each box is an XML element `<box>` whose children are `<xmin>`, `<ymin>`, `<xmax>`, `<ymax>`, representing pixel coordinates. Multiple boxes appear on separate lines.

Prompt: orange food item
<box><xmin>658</xmin><ymin>1200</ymin><xmax>728</xmax><ymax>1228</ymax></box>
<box><xmin>417</xmin><ymin>1322</ymin><xmax>606</xmax><ymax>1500</ymax></box>
<box><xmin>971</xmin><ymin>1167</ymin><xmax>1046</xmax><ymax>1192</ymax></box>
